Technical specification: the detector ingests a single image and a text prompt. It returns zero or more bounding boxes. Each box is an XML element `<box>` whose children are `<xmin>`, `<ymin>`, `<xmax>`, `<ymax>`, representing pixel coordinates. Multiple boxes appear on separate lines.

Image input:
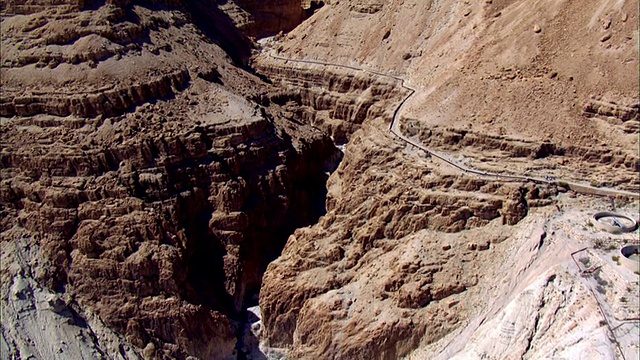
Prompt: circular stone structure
<box><xmin>620</xmin><ymin>245</ymin><xmax>640</xmax><ymax>272</ymax></box>
<box><xmin>593</xmin><ymin>212</ymin><xmax>638</xmax><ymax>234</ymax></box>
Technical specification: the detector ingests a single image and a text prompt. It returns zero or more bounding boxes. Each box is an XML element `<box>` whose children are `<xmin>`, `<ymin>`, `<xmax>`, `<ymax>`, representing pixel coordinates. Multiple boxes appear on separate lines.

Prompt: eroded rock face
<box><xmin>1</xmin><ymin>2</ymin><xmax>216</xmax><ymax>117</ymax></box>
<box><xmin>401</xmin><ymin>125</ymin><xmax>640</xmax><ymax>173</ymax></box>
<box><xmin>218</xmin><ymin>0</ymin><xmax>306</xmax><ymax>39</ymax></box>
<box><xmin>0</xmin><ymin>1</ymin><xmax>340</xmax><ymax>359</ymax></box>
<box><xmin>259</xmin><ymin>0</ymin><xmax>637</xmax><ymax>357</ymax></box>
<box><xmin>250</xmin><ymin>0</ymin><xmax>639</xmax><ymax>357</ymax></box>
<box><xmin>1</xmin><ymin>0</ymin><xmax>86</xmax><ymax>15</ymax></box>
<box><xmin>2</xmin><ymin>105</ymin><xmax>338</xmax><ymax>359</ymax></box>
<box><xmin>248</xmin><ymin>40</ymin><xmax>567</xmax><ymax>357</ymax></box>
<box><xmin>255</xmin><ymin>55</ymin><xmax>405</xmax><ymax>144</ymax></box>
<box><xmin>259</xmin><ymin>120</ymin><xmax>555</xmax><ymax>358</ymax></box>
<box><xmin>3</xmin><ymin>0</ymin><xmax>637</xmax><ymax>359</ymax></box>
<box><xmin>583</xmin><ymin>96</ymin><xmax>640</xmax><ymax>135</ymax></box>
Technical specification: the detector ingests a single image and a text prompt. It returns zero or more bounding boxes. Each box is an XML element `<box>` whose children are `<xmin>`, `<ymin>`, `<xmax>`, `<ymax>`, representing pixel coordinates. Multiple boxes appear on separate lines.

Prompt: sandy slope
<box><xmin>278</xmin><ymin>0</ymin><xmax>638</xmax><ymax>150</ymax></box>
<box><xmin>407</xmin><ymin>196</ymin><xmax>639</xmax><ymax>359</ymax></box>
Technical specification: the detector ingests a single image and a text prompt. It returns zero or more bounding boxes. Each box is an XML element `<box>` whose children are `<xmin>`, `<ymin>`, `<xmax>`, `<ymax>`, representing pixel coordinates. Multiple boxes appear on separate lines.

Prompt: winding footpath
<box><xmin>267</xmin><ymin>52</ymin><xmax>639</xmax><ymax>199</ymax></box>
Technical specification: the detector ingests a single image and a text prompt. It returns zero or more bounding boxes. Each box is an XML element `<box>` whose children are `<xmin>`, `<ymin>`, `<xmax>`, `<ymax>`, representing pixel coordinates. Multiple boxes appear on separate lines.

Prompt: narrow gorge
<box><xmin>1</xmin><ymin>1</ymin><xmax>343</xmax><ymax>358</ymax></box>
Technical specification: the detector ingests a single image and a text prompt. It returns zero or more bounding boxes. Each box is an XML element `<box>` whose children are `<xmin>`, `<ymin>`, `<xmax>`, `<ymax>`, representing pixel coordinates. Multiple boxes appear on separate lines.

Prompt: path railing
<box><xmin>266</xmin><ymin>52</ymin><xmax>639</xmax><ymax>199</ymax></box>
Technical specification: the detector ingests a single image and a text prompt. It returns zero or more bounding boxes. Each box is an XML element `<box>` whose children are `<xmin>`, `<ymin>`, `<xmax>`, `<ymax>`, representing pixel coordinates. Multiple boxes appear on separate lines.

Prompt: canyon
<box><xmin>1</xmin><ymin>0</ymin><xmax>639</xmax><ymax>359</ymax></box>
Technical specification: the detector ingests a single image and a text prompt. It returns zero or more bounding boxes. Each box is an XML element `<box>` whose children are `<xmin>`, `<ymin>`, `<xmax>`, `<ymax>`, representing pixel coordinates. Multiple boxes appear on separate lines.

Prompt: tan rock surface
<box><xmin>269</xmin><ymin>0</ymin><xmax>638</xmax><ymax>168</ymax></box>
<box><xmin>252</xmin><ymin>0</ymin><xmax>639</xmax><ymax>358</ymax></box>
<box><xmin>259</xmin><ymin>118</ymin><xmax>558</xmax><ymax>358</ymax></box>
<box><xmin>408</xmin><ymin>200</ymin><xmax>640</xmax><ymax>360</ymax></box>
<box><xmin>1</xmin><ymin>0</ymin><xmax>638</xmax><ymax>359</ymax></box>
<box><xmin>1</xmin><ymin>1</ymin><xmax>337</xmax><ymax>359</ymax></box>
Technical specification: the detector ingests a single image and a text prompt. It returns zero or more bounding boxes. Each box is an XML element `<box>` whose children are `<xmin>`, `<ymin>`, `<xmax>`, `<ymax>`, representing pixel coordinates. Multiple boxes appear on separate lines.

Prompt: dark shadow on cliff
<box><xmin>240</xmin><ymin>118</ymin><xmax>343</xmax><ymax>310</ymax></box>
<box><xmin>182</xmin><ymin>0</ymin><xmax>254</xmax><ymax>66</ymax></box>
<box><xmin>305</xmin><ymin>0</ymin><xmax>325</xmax><ymax>17</ymax></box>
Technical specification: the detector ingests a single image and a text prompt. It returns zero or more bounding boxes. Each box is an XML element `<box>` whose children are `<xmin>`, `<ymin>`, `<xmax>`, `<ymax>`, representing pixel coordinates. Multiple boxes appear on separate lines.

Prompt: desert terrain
<box><xmin>1</xmin><ymin>0</ymin><xmax>638</xmax><ymax>359</ymax></box>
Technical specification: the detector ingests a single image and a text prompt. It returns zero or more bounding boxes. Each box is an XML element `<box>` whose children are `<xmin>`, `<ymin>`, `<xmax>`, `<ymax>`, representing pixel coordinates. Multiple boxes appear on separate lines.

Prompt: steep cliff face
<box><xmin>217</xmin><ymin>0</ymin><xmax>307</xmax><ymax>39</ymax></box>
<box><xmin>0</xmin><ymin>1</ymin><xmax>340</xmax><ymax>359</ymax></box>
<box><xmin>2</xmin><ymin>108</ymin><xmax>338</xmax><ymax>359</ymax></box>
<box><xmin>2</xmin><ymin>0</ymin><xmax>638</xmax><ymax>359</ymax></box>
<box><xmin>0</xmin><ymin>0</ymin><xmax>86</xmax><ymax>15</ymax></box>
<box><xmin>259</xmin><ymin>120</ymin><xmax>555</xmax><ymax>358</ymax></box>
<box><xmin>250</xmin><ymin>0</ymin><xmax>639</xmax><ymax>358</ymax></box>
<box><xmin>254</xmin><ymin>55</ymin><xmax>405</xmax><ymax>144</ymax></box>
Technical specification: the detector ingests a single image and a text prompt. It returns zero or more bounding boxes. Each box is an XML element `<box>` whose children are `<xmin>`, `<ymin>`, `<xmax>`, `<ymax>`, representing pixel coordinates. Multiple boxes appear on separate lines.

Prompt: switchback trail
<box><xmin>267</xmin><ymin>52</ymin><xmax>639</xmax><ymax>200</ymax></box>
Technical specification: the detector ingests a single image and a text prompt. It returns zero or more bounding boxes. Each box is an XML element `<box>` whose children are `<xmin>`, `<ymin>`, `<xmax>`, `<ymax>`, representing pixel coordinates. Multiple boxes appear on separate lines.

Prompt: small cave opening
<box><xmin>304</xmin><ymin>0</ymin><xmax>325</xmax><ymax>18</ymax></box>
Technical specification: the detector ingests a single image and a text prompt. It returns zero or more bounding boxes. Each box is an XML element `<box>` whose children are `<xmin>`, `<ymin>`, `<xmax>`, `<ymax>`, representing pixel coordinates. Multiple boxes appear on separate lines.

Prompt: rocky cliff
<box><xmin>0</xmin><ymin>1</ymin><xmax>340</xmax><ymax>359</ymax></box>
<box><xmin>2</xmin><ymin>107</ymin><xmax>338</xmax><ymax>359</ymax></box>
<box><xmin>275</xmin><ymin>0</ymin><xmax>638</xmax><ymax>150</ymax></box>
<box><xmin>254</xmin><ymin>55</ymin><xmax>405</xmax><ymax>144</ymax></box>
<box><xmin>2</xmin><ymin>0</ymin><xmax>638</xmax><ymax>359</ymax></box>
<box><xmin>217</xmin><ymin>0</ymin><xmax>308</xmax><ymax>39</ymax></box>
<box><xmin>258</xmin><ymin>118</ymin><xmax>557</xmax><ymax>358</ymax></box>
<box><xmin>250</xmin><ymin>0</ymin><xmax>639</xmax><ymax>358</ymax></box>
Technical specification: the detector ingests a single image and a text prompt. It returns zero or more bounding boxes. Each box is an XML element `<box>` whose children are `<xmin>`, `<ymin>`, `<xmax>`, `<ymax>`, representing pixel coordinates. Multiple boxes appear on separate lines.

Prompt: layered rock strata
<box><xmin>259</xmin><ymin>119</ymin><xmax>557</xmax><ymax>358</ymax></box>
<box><xmin>0</xmin><ymin>2</ymin><xmax>340</xmax><ymax>359</ymax></box>
<box><xmin>2</xmin><ymin>108</ymin><xmax>338</xmax><ymax>359</ymax></box>
<box><xmin>401</xmin><ymin>124</ymin><xmax>640</xmax><ymax>174</ymax></box>
<box><xmin>255</xmin><ymin>56</ymin><xmax>405</xmax><ymax>144</ymax></box>
<box><xmin>0</xmin><ymin>0</ymin><xmax>85</xmax><ymax>15</ymax></box>
<box><xmin>583</xmin><ymin>97</ymin><xmax>640</xmax><ymax>134</ymax></box>
<box><xmin>1</xmin><ymin>2</ymin><xmax>205</xmax><ymax>117</ymax></box>
<box><xmin>251</xmin><ymin>1</ymin><xmax>639</xmax><ymax>354</ymax></box>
